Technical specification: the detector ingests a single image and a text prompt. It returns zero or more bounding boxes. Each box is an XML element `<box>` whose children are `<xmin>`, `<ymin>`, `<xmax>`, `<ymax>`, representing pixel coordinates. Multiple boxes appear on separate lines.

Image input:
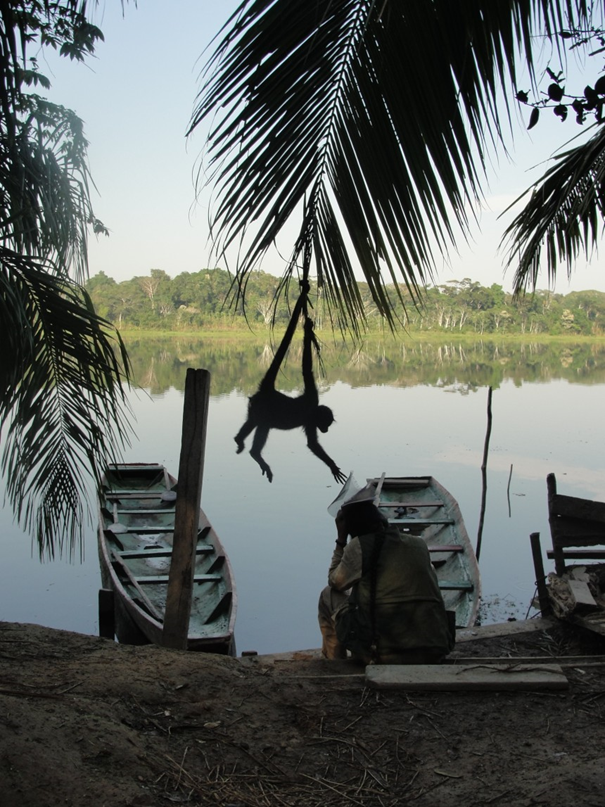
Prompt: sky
<box><xmin>42</xmin><ymin>0</ymin><xmax>605</xmax><ymax>294</ymax></box>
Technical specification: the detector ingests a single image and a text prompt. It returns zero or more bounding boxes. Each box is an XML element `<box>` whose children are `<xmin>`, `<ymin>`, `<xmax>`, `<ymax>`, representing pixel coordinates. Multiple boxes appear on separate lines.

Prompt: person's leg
<box><xmin>318</xmin><ymin>586</ymin><xmax>349</xmax><ymax>659</ymax></box>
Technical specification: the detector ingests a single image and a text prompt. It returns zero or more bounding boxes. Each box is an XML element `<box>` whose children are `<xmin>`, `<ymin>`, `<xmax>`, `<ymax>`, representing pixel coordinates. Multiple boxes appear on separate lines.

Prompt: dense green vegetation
<box><xmin>87</xmin><ymin>269</ymin><xmax>605</xmax><ymax>336</ymax></box>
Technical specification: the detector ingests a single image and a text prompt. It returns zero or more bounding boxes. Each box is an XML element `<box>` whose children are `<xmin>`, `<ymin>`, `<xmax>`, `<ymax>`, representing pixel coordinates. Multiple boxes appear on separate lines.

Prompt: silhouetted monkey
<box><xmin>234</xmin><ymin>287</ymin><xmax>345</xmax><ymax>484</ymax></box>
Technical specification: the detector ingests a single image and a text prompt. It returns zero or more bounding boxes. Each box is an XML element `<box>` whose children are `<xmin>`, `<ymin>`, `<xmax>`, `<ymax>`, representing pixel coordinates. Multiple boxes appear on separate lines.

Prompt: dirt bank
<box><xmin>1</xmin><ymin>619</ymin><xmax>604</xmax><ymax>806</ymax></box>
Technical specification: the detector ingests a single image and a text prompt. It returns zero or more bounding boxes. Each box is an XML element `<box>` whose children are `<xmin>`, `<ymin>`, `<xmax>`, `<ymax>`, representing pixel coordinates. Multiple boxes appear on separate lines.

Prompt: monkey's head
<box><xmin>314</xmin><ymin>405</ymin><xmax>335</xmax><ymax>433</ymax></box>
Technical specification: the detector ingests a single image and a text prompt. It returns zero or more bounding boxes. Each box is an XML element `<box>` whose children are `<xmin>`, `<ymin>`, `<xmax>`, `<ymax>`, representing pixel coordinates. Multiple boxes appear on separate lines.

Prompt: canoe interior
<box><xmin>369</xmin><ymin>475</ymin><xmax>481</xmax><ymax>629</ymax></box>
<box><xmin>98</xmin><ymin>463</ymin><xmax>236</xmax><ymax>653</ymax></box>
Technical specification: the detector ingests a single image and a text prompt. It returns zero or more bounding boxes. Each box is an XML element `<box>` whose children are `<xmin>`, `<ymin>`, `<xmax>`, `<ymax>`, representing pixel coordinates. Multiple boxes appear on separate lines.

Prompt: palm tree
<box><xmin>190</xmin><ymin>0</ymin><xmax>602</xmax><ymax>327</ymax></box>
<box><xmin>0</xmin><ymin>2</ymin><xmax>133</xmax><ymax>557</ymax></box>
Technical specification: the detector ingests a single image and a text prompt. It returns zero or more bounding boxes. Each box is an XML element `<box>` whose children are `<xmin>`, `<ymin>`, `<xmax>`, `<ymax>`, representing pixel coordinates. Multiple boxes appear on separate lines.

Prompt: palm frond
<box><xmin>0</xmin><ymin>249</ymin><xmax>133</xmax><ymax>558</ymax></box>
<box><xmin>191</xmin><ymin>0</ymin><xmax>589</xmax><ymax>329</ymax></box>
<box><xmin>503</xmin><ymin>124</ymin><xmax>605</xmax><ymax>293</ymax></box>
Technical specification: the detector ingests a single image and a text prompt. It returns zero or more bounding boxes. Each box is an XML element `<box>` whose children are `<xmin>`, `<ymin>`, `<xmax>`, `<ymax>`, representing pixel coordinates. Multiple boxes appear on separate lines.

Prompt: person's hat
<box><xmin>327</xmin><ymin>474</ymin><xmax>377</xmax><ymax>516</ymax></box>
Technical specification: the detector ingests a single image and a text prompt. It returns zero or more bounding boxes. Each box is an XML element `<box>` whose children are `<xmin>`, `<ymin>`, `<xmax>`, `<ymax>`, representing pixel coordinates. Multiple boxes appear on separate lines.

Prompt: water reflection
<box><xmin>123</xmin><ymin>336</ymin><xmax>605</xmax><ymax>395</ymax></box>
<box><xmin>1</xmin><ymin>335</ymin><xmax>604</xmax><ymax>655</ymax></box>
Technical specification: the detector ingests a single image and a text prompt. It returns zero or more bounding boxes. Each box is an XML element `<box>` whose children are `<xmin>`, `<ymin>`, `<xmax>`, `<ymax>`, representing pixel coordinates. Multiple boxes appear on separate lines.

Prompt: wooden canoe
<box><xmin>367</xmin><ymin>475</ymin><xmax>481</xmax><ymax>628</ymax></box>
<box><xmin>98</xmin><ymin>463</ymin><xmax>236</xmax><ymax>654</ymax></box>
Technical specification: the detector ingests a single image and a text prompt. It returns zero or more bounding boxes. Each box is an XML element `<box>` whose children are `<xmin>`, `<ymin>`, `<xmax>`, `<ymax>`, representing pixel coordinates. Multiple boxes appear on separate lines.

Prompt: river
<box><xmin>1</xmin><ymin>336</ymin><xmax>604</xmax><ymax>654</ymax></box>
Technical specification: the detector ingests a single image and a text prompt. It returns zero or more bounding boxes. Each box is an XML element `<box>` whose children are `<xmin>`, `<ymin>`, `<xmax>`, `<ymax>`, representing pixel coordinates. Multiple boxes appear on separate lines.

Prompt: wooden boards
<box><xmin>366</xmin><ymin>663</ymin><xmax>568</xmax><ymax>691</ymax></box>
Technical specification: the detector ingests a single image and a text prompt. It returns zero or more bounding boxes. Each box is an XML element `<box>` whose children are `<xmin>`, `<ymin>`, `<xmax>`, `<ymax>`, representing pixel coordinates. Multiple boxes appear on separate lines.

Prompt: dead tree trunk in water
<box><xmin>475</xmin><ymin>386</ymin><xmax>493</xmax><ymax>562</ymax></box>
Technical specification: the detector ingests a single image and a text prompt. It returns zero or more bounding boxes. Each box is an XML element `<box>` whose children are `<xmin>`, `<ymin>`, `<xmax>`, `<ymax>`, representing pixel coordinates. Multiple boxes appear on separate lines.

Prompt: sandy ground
<box><xmin>1</xmin><ymin>618</ymin><xmax>605</xmax><ymax>807</ymax></box>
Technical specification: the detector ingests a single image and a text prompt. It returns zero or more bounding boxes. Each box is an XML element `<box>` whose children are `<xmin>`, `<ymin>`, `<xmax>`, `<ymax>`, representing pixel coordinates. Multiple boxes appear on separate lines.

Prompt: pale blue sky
<box><xmin>43</xmin><ymin>1</ymin><xmax>605</xmax><ymax>292</ymax></box>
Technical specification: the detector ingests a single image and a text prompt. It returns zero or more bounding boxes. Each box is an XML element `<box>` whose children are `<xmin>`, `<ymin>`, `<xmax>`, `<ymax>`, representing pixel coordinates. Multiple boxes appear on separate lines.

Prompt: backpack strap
<box><xmin>367</xmin><ymin>531</ymin><xmax>386</xmax><ymax>664</ymax></box>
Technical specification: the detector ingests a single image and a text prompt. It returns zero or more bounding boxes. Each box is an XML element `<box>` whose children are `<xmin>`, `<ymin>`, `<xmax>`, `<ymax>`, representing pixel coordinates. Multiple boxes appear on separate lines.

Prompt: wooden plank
<box><xmin>390</xmin><ymin>517</ymin><xmax>454</xmax><ymax>526</ymax></box>
<box><xmin>569</xmin><ymin>612</ymin><xmax>605</xmax><ymax>637</ymax></box>
<box><xmin>162</xmin><ymin>369</ymin><xmax>211</xmax><ymax>650</ymax></box>
<box><xmin>116</xmin><ymin>508</ymin><xmax>176</xmax><ymax>515</ymax></box>
<box><xmin>380</xmin><ymin>477</ymin><xmax>432</xmax><ymax>488</ymax></box>
<box><xmin>114</xmin><ymin>526</ymin><xmax>175</xmax><ymax>534</ymax></box>
<box><xmin>568</xmin><ymin>580</ymin><xmax>597</xmax><ymax>607</ymax></box>
<box><xmin>438</xmin><ymin>580</ymin><xmax>473</xmax><ymax>591</ymax></box>
<box><xmin>530</xmin><ymin>532</ymin><xmax>553</xmax><ymax>617</ymax></box>
<box><xmin>110</xmin><ymin>555</ymin><xmax>164</xmax><ymax>621</ymax></box>
<box><xmin>547</xmin><ymin>548</ymin><xmax>605</xmax><ymax>559</ymax></box>
<box><xmin>118</xmin><ymin>546</ymin><xmax>213</xmax><ymax>560</ymax></box>
<box><xmin>366</xmin><ymin>663</ymin><xmax>568</xmax><ymax>691</ymax></box>
<box><xmin>98</xmin><ymin>589</ymin><xmax>115</xmax><ymax>639</ymax></box>
<box><xmin>449</xmin><ymin>655</ymin><xmax>605</xmax><ymax>667</ymax></box>
<box><xmin>428</xmin><ymin>545</ymin><xmax>463</xmax><ymax>553</ymax></box>
<box><xmin>135</xmin><ymin>574</ymin><xmax>221</xmax><ymax>584</ymax></box>
<box><xmin>107</xmin><ymin>463</ymin><xmax>165</xmax><ymax>472</ymax></box>
<box><xmin>552</xmin><ymin>493</ymin><xmax>605</xmax><ymax>524</ymax></box>
<box><xmin>379</xmin><ymin>501</ymin><xmax>444</xmax><ymax>508</ymax></box>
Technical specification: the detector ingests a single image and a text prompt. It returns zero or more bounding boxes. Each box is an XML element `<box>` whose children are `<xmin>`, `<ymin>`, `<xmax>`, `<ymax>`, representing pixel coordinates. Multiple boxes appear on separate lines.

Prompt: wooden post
<box><xmin>530</xmin><ymin>532</ymin><xmax>553</xmax><ymax>617</ymax></box>
<box><xmin>162</xmin><ymin>369</ymin><xmax>211</xmax><ymax>650</ymax></box>
<box><xmin>98</xmin><ymin>588</ymin><xmax>115</xmax><ymax>639</ymax></box>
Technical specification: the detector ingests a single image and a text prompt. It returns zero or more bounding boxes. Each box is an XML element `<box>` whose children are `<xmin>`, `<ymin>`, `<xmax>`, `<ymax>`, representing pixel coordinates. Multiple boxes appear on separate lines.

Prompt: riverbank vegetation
<box><xmin>87</xmin><ymin>269</ymin><xmax>605</xmax><ymax>337</ymax></box>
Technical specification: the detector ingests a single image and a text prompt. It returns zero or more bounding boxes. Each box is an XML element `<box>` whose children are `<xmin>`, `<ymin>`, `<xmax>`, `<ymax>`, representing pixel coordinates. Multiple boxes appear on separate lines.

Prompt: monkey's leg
<box><xmin>249</xmin><ymin>426</ymin><xmax>274</xmax><ymax>483</ymax></box>
<box><xmin>234</xmin><ymin>418</ymin><xmax>255</xmax><ymax>454</ymax></box>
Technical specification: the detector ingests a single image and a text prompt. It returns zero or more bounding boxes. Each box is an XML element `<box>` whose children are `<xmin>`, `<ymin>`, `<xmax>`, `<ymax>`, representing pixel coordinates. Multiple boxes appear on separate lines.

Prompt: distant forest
<box><xmin>86</xmin><ymin>268</ymin><xmax>605</xmax><ymax>336</ymax></box>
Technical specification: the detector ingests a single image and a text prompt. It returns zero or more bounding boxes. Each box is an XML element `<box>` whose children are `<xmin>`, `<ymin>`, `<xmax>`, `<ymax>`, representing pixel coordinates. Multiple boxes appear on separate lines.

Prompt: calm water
<box><xmin>1</xmin><ymin>337</ymin><xmax>604</xmax><ymax>654</ymax></box>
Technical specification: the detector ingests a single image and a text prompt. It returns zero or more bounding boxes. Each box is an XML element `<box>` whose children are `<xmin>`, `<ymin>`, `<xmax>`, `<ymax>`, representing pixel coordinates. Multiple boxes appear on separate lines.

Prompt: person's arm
<box><xmin>328</xmin><ymin>512</ymin><xmax>362</xmax><ymax>591</ymax></box>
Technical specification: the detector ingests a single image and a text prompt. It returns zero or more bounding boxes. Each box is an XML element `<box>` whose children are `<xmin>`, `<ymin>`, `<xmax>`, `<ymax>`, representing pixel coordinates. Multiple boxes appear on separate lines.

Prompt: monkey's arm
<box><xmin>262</xmin><ymin>284</ymin><xmax>309</xmax><ymax>391</ymax></box>
<box><xmin>305</xmin><ymin>427</ymin><xmax>346</xmax><ymax>483</ymax></box>
<box><xmin>302</xmin><ymin>316</ymin><xmax>320</xmax><ymax>399</ymax></box>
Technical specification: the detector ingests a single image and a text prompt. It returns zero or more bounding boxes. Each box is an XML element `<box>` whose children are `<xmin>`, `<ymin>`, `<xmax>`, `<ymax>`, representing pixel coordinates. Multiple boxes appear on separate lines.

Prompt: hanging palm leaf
<box><xmin>503</xmin><ymin>124</ymin><xmax>605</xmax><ymax>292</ymax></box>
<box><xmin>0</xmin><ymin>2</ymin><xmax>134</xmax><ymax>555</ymax></box>
<box><xmin>191</xmin><ymin>0</ymin><xmax>588</xmax><ymax>329</ymax></box>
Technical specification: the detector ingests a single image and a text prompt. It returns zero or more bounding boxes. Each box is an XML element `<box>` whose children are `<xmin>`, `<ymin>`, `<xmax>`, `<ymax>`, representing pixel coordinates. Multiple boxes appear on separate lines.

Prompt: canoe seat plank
<box><xmin>118</xmin><ymin>546</ymin><xmax>213</xmax><ymax>560</ymax></box>
<box><xmin>117</xmin><ymin>508</ymin><xmax>176</xmax><ymax>516</ymax></box>
<box><xmin>547</xmin><ymin>548</ymin><xmax>605</xmax><ymax>560</ymax></box>
<box><xmin>207</xmin><ymin>555</ymin><xmax>226</xmax><ymax>574</ymax></box>
<box><xmin>135</xmin><ymin>574</ymin><xmax>222</xmax><ymax>584</ymax></box>
<box><xmin>438</xmin><ymin>581</ymin><xmax>474</xmax><ymax>591</ymax></box>
<box><xmin>110</xmin><ymin>556</ymin><xmax>163</xmax><ymax>622</ymax></box>
<box><xmin>380</xmin><ymin>501</ymin><xmax>444</xmax><ymax>508</ymax></box>
<box><xmin>391</xmin><ymin>518</ymin><xmax>455</xmax><ymax>526</ymax></box>
<box><xmin>204</xmin><ymin>591</ymin><xmax>233</xmax><ymax>625</ymax></box>
<box><xmin>428</xmin><ymin>545</ymin><xmax>463</xmax><ymax>553</ymax></box>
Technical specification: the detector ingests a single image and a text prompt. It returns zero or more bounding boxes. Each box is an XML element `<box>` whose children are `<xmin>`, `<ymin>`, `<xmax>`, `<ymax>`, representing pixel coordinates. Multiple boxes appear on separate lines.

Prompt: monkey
<box><xmin>234</xmin><ymin>287</ymin><xmax>345</xmax><ymax>484</ymax></box>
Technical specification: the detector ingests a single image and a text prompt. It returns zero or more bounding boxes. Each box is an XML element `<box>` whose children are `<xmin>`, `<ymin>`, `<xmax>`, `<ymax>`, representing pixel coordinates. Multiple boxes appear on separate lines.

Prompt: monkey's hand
<box><xmin>332</xmin><ymin>466</ymin><xmax>347</xmax><ymax>485</ymax></box>
<box><xmin>299</xmin><ymin>278</ymin><xmax>311</xmax><ymax>295</ymax></box>
<box><xmin>304</xmin><ymin>316</ymin><xmax>314</xmax><ymax>333</ymax></box>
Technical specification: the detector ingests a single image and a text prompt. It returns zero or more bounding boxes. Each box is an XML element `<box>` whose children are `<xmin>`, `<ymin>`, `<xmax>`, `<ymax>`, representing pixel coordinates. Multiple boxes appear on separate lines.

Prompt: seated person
<box><xmin>318</xmin><ymin>500</ymin><xmax>454</xmax><ymax>664</ymax></box>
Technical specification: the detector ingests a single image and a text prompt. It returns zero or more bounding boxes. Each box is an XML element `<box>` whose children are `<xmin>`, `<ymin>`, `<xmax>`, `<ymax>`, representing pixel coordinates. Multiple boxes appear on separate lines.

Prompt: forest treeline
<box><xmin>86</xmin><ymin>268</ymin><xmax>605</xmax><ymax>336</ymax></box>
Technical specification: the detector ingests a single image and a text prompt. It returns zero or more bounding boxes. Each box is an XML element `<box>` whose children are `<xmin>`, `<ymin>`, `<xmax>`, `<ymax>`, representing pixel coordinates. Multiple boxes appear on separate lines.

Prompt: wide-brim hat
<box><xmin>327</xmin><ymin>474</ymin><xmax>377</xmax><ymax>516</ymax></box>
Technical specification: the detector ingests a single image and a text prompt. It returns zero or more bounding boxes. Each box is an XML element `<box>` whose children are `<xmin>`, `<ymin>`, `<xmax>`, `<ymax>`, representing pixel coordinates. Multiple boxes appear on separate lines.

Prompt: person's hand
<box><xmin>335</xmin><ymin>508</ymin><xmax>348</xmax><ymax>544</ymax></box>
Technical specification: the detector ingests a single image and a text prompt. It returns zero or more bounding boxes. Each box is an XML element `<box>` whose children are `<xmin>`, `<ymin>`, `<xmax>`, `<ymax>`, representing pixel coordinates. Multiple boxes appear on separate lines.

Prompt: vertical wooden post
<box><xmin>162</xmin><ymin>369</ymin><xmax>211</xmax><ymax>650</ymax></box>
<box><xmin>98</xmin><ymin>588</ymin><xmax>115</xmax><ymax>639</ymax></box>
<box><xmin>530</xmin><ymin>532</ymin><xmax>553</xmax><ymax>617</ymax></box>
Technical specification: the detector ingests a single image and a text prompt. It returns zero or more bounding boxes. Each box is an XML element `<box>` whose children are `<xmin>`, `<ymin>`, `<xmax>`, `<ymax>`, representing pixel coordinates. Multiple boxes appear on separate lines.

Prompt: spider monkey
<box><xmin>234</xmin><ymin>285</ymin><xmax>345</xmax><ymax>484</ymax></box>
